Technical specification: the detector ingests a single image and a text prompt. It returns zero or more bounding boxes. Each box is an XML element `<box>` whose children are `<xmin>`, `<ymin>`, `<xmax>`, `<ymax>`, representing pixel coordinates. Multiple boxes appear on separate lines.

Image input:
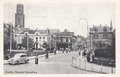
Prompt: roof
<box><xmin>15</xmin><ymin>53</ymin><xmax>27</xmax><ymax>56</ymax></box>
<box><xmin>19</xmin><ymin>29</ymin><xmax>48</xmax><ymax>34</ymax></box>
<box><xmin>90</xmin><ymin>25</ymin><xmax>112</xmax><ymax>33</ymax></box>
<box><xmin>56</xmin><ymin>31</ymin><xmax>74</xmax><ymax>36</ymax></box>
<box><xmin>49</xmin><ymin>29</ymin><xmax>60</xmax><ymax>34</ymax></box>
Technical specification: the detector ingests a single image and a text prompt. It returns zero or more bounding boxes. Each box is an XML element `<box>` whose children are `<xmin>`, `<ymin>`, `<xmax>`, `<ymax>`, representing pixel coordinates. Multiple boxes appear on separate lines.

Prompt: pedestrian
<box><xmin>62</xmin><ymin>48</ymin><xmax>64</xmax><ymax>53</ymax></box>
<box><xmin>54</xmin><ymin>48</ymin><xmax>56</xmax><ymax>55</ymax></box>
<box><xmin>79</xmin><ymin>52</ymin><xmax>80</xmax><ymax>57</ymax></box>
<box><xmin>68</xmin><ymin>48</ymin><xmax>70</xmax><ymax>52</ymax></box>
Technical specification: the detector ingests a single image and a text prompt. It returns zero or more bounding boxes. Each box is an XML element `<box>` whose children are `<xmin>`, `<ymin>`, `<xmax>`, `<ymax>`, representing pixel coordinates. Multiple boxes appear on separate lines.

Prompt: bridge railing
<box><xmin>71</xmin><ymin>57</ymin><xmax>115</xmax><ymax>74</ymax></box>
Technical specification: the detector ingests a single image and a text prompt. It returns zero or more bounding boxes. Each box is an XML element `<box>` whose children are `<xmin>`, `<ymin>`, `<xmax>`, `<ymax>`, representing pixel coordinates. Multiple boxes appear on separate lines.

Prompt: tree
<box><xmin>4</xmin><ymin>23</ymin><xmax>17</xmax><ymax>59</ymax></box>
<box><xmin>21</xmin><ymin>36</ymin><xmax>34</xmax><ymax>50</ymax></box>
<box><xmin>4</xmin><ymin>23</ymin><xmax>17</xmax><ymax>51</ymax></box>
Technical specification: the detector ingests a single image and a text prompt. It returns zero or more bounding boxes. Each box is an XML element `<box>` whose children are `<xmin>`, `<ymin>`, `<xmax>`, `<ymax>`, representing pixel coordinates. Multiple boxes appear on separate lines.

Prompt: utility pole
<box><xmin>10</xmin><ymin>24</ymin><xmax>12</xmax><ymax>53</ymax></box>
<box><xmin>27</xmin><ymin>36</ymin><xmax>29</xmax><ymax>51</ymax></box>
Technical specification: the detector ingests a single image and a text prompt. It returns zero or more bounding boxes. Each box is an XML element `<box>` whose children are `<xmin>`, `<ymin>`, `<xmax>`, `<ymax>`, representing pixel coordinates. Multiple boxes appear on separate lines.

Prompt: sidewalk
<box><xmin>71</xmin><ymin>56</ymin><xmax>115</xmax><ymax>74</ymax></box>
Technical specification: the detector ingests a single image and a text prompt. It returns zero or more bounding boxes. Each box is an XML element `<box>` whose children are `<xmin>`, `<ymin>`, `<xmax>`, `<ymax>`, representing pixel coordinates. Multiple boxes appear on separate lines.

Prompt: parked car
<box><xmin>8</xmin><ymin>53</ymin><xmax>29</xmax><ymax>65</ymax></box>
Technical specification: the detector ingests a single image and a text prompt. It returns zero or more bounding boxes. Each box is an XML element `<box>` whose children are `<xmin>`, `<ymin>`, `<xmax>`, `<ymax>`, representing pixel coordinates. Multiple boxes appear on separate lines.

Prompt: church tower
<box><xmin>15</xmin><ymin>4</ymin><xmax>25</xmax><ymax>28</ymax></box>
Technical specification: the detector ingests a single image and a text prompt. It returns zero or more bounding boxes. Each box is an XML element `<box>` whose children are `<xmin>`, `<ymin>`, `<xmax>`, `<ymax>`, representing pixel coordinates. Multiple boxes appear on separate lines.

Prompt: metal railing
<box><xmin>71</xmin><ymin>57</ymin><xmax>115</xmax><ymax>74</ymax></box>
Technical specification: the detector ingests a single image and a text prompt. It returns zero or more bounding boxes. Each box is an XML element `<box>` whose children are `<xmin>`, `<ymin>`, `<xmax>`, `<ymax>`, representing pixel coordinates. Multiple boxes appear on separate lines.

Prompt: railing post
<box><xmin>100</xmin><ymin>60</ymin><xmax>103</xmax><ymax>73</ymax></box>
<box><xmin>91</xmin><ymin>63</ymin><xmax>93</xmax><ymax>70</ymax></box>
<box><xmin>75</xmin><ymin>58</ymin><xmax>76</xmax><ymax>67</ymax></box>
<box><xmin>79</xmin><ymin>58</ymin><xmax>81</xmax><ymax>68</ymax></box>
<box><xmin>85</xmin><ymin>59</ymin><xmax>86</xmax><ymax>69</ymax></box>
<box><xmin>111</xmin><ymin>62</ymin><xmax>113</xmax><ymax>73</ymax></box>
<box><xmin>72</xmin><ymin>57</ymin><xmax>74</xmax><ymax>66</ymax></box>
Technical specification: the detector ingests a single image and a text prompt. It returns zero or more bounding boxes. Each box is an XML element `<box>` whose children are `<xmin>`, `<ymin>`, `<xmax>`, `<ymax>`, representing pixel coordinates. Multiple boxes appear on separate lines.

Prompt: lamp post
<box><xmin>79</xmin><ymin>18</ymin><xmax>89</xmax><ymax>51</ymax></box>
<box><xmin>27</xmin><ymin>36</ymin><xmax>29</xmax><ymax>51</ymax></box>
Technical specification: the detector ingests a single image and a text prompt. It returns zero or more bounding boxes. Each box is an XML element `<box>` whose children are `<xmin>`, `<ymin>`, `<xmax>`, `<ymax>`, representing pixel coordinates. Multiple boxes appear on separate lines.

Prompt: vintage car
<box><xmin>8</xmin><ymin>53</ymin><xmax>29</xmax><ymax>65</ymax></box>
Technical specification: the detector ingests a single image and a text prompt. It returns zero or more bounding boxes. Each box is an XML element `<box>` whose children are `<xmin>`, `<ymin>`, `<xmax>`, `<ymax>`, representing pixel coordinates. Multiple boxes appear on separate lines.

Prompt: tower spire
<box><xmin>110</xmin><ymin>20</ymin><xmax>113</xmax><ymax>31</ymax></box>
<box><xmin>110</xmin><ymin>20</ymin><xmax>112</xmax><ymax>28</ymax></box>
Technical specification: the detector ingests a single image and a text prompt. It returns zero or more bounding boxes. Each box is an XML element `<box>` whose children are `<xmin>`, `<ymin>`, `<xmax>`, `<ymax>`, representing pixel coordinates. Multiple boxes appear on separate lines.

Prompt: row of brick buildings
<box><xmin>88</xmin><ymin>21</ymin><xmax>115</xmax><ymax>50</ymax></box>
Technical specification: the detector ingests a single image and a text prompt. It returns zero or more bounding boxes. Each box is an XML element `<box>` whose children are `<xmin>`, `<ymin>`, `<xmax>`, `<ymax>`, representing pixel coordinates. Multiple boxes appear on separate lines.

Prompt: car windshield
<box><xmin>14</xmin><ymin>55</ymin><xmax>21</xmax><ymax>58</ymax></box>
<box><xmin>13</xmin><ymin>54</ymin><xmax>27</xmax><ymax>58</ymax></box>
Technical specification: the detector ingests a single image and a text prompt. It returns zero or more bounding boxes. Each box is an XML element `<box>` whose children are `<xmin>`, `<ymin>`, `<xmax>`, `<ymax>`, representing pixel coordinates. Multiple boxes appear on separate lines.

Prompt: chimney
<box><xmin>64</xmin><ymin>29</ymin><xmax>67</xmax><ymax>32</ymax></box>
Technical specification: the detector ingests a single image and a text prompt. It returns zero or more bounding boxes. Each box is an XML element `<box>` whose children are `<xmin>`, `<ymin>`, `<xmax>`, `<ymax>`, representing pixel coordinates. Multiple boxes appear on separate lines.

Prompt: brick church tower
<box><xmin>15</xmin><ymin>4</ymin><xmax>25</xmax><ymax>28</ymax></box>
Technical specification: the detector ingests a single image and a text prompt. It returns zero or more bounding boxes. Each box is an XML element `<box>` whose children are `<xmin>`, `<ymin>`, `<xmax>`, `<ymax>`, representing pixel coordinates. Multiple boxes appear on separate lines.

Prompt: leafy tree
<box><xmin>21</xmin><ymin>36</ymin><xmax>34</xmax><ymax>50</ymax></box>
<box><xmin>4</xmin><ymin>23</ymin><xmax>17</xmax><ymax>59</ymax></box>
<box><xmin>4</xmin><ymin>23</ymin><xmax>17</xmax><ymax>51</ymax></box>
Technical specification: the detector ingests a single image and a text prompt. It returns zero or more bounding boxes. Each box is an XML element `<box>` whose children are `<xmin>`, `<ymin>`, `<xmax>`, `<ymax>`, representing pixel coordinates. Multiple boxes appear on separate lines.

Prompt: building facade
<box><xmin>14</xmin><ymin>29</ymin><xmax>48</xmax><ymax>49</ymax></box>
<box><xmin>89</xmin><ymin>22</ymin><xmax>113</xmax><ymax>50</ymax></box>
<box><xmin>14</xmin><ymin>28</ymin><xmax>60</xmax><ymax>50</ymax></box>
<box><xmin>55</xmin><ymin>29</ymin><xmax>74</xmax><ymax>50</ymax></box>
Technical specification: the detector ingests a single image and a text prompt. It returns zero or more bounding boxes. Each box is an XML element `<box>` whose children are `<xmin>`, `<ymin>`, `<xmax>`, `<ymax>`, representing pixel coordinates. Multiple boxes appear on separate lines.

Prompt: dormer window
<box><xmin>35</xmin><ymin>32</ymin><xmax>39</xmax><ymax>35</ymax></box>
<box><xmin>103</xmin><ymin>27</ymin><xmax>107</xmax><ymax>32</ymax></box>
<box><xmin>24</xmin><ymin>32</ymin><xmax>28</xmax><ymax>36</ymax></box>
<box><xmin>94</xmin><ymin>27</ymin><xmax>98</xmax><ymax>32</ymax></box>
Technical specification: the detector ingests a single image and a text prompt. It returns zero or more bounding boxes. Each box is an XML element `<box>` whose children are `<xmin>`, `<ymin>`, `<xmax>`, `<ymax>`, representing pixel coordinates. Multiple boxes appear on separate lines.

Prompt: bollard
<box><xmin>35</xmin><ymin>57</ymin><xmax>38</xmax><ymax>64</ymax></box>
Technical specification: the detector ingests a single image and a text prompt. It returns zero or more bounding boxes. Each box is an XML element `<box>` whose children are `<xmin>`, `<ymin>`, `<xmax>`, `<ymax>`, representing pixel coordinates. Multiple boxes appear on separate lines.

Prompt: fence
<box><xmin>71</xmin><ymin>57</ymin><xmax>115</xmax><ymax>74</ymax></box>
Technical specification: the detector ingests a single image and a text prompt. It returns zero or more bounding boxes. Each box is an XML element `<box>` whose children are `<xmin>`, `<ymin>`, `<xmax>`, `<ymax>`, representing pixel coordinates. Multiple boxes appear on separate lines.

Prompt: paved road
<box><xmin>4</xmin><ymin>51</ymin><xmax>99</xmax><ymax>74</ymax></box>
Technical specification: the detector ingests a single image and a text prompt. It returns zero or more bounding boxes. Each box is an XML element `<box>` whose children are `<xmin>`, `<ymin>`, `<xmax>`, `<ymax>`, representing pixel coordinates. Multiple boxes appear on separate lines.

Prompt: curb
<box><xmin>70</xmin><ymin>63</ymin><xmax>107</xmax><ymax>74</ymax></box>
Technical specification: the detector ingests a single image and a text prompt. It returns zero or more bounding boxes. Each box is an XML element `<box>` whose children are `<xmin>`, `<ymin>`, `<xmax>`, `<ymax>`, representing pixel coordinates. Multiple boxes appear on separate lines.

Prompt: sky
<box><xmin>3</xmin><ymin>3</ymin><xmax>115</xmax><ymax>37</ymax></box>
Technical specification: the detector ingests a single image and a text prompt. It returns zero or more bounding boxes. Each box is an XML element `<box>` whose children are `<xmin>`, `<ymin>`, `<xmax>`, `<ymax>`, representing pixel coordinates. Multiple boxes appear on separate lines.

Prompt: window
<box><xmin>43</xmin><ymin>37</ymin><xmax>45</xmax><ymax>39</ymax></box>
<box><xmin>108</xmin><ymin>34</ymin><xmax>112</xmax><ymax>39</ymax></box>
<box><xmin>39</xmin><ymin>37</ymin><xmax>41</xmax><ymax>42</ymax></box>
<box><xmin>36</xmin><ymin>37</ymin><xmax>38</xmax><ymax>42</ymax></box>
<box><xmin>66</xmin><ymin>38</ymin><xmax>68</xmax><ymax>42</ymax></box>
<box><xmin>18</xmin><ymin>37</ymin><xmax>20</xmax><ymax>42</ymax></box>
<box><xmin>93</xmin><ymin>34</ymin><xmax>98</xmax><ymax>39</ymax></box>
<box><xmin>36</xmin><ymin>32</ymin><xmax>39</xmax><ymax>35</ymax></box>
<box><xmin>21</xmin><ymin>55</ymin><xmax>27</xmax><ymax>57</ymax></box>
<box><xmin>63</xmin><ymin>38</ymin><xmax>66</xmax><ymax>42</ymax></box>
<box><xmin>24</xmin><ymin>32</ymin><xmax>28</xmax><ymax>36</ymax></box>
<box><xmin>94</xmin><ymin>27</ymin><xmax>98</xmax><ymax>32</ymax></box>
<box><xmin>103</xmin><ymin>27</ymin><xmax>107</xmax><ymax>32</ymax></box>
<box><xmin>103</xmin><ymin>34</ymin><xmax>108</xmax><ymax>39</ymax></box>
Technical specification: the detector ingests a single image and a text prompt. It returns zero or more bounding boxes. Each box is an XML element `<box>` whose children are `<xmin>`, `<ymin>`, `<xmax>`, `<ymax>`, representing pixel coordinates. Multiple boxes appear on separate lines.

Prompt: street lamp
<box><xmin>79</xmin><ymin>18</ymin><xmax>89</xmax><ymax>37</ymax></box>
<box><xmin>27</xmin><ymin>35</ymin><xmax>29</xmax><ymax>51</ymax></box>
<box><xmin>79</xmin><ymin>18</ymin><xmax>89</xmax><ymax>51</ymax></box>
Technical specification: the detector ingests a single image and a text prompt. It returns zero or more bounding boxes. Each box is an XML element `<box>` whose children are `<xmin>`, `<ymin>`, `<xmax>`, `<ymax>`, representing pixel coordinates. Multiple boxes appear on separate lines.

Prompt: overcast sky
<box><xmin>4</xmin><ymin>3</ymin><xmax>115</xmax><ymax>37</ymax></box>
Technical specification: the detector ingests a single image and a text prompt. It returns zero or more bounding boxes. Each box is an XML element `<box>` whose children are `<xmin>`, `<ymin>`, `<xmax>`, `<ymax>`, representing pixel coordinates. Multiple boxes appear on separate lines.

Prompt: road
<box><xmin>4</xmin><ymin>51</ymin><xmax>99</xmax><ymax>74</ymax></box>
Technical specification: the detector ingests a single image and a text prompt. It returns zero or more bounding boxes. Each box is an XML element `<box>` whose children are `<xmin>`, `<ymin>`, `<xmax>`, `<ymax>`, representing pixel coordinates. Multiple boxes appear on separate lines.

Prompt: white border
<box><xmin>0</xmin><ymin>0</ymin><xmax>120</xmax><ymax>77</ymax></box>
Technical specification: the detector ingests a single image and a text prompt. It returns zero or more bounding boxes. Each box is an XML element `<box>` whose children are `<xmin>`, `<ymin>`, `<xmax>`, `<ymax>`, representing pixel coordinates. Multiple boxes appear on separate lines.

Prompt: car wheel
<box><xmin>25</xmin><ymin>60</ymin><xmax>28</xmax><ymax>63</ymax></box>
<box><xmin>9</xmin><ymin>63</ymin><xmax>12</xmax><ymax>65</ymax></box>
<box><xmin>16</xmin><ymin>61</ymin><xmax>19</xmax><ymax>65</ymax></box>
